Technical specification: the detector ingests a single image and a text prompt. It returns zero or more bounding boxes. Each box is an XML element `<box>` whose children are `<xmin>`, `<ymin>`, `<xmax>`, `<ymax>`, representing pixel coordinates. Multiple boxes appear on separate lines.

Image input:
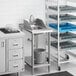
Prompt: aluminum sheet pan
<box><xmin>49</xmin><ymin>14</ymin><xmax>76</xmax><ymax>21</ymax></box>
<box><xmin>51</xmin><ymin>32</ymin><xmax>76</xmax><ymax>39</ymax></box>
<box><xmin>51</xmin><ymin>41</ymin><xmax>76</xmax><ymax>49</ymax></box>
<box><xmin>49</xmin><ymin>5</ymin><xmax>76</xmax><ymax>12</ymax></box>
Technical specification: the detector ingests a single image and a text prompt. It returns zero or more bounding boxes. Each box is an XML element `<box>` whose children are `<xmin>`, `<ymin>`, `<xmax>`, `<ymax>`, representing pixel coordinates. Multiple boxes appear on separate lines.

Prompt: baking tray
<box><xmin>51</xmin><ymin>32</ymin><xmax>76</xmax><ymax>39</ymax></box>
<box><xmin>49</xmin><ymin>14</ymin><xmax>76</xmax><ymax>21</ymax></box>
<box><xmin>49</xmin><ymin>5</ymin><xmax>76</xmax><ymax>12</ymax></box>
<box><xmin>51</xmin><ymin>41</ymin><xmax>76</xmax><ymax>49</ymax></box>
<box><xmin>49</xmin><ymin>23</ymin><xmax>76</xmax><ymax>32</ymax></box>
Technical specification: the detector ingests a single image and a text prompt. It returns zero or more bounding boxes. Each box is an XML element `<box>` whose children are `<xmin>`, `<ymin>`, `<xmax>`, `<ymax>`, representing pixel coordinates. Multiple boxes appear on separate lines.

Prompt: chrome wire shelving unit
<box><xmin>45</xmin><ymin>0</ymin><xmax>76</xmax><ymax>70</ymax></box>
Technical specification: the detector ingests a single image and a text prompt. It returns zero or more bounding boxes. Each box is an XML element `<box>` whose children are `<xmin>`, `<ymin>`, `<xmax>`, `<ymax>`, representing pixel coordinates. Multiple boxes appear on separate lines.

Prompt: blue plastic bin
<box><xmin>49</xmin><ymin>23</ymin><xmax>76</xmax><ymax>32</ymax></box>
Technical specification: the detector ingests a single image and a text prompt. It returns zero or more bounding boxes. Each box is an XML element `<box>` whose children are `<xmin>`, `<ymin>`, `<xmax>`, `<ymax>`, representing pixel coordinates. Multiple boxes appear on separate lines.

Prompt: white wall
<box><xmin>0</xmin><ymin>0</ymin><xmax>45</xmax><ymax>27</ymax></box>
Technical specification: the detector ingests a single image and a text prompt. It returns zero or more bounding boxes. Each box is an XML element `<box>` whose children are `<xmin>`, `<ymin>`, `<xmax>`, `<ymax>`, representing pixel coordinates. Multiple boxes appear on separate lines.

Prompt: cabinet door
<box><xmin>0</xmin><ymin>39</ymin><xmax>5</xmax><ymax>72</ymax></box>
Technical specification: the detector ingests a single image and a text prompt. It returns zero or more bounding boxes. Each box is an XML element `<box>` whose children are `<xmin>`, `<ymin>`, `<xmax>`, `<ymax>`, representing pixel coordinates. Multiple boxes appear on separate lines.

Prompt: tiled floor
<box><xmin>2</xmin><ymin>61</ymin><xmax>76</xmax><ymax>76</ymax></box>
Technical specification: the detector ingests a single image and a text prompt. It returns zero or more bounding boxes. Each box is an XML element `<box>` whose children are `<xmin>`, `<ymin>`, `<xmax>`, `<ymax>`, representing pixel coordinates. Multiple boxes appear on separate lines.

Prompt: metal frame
<box><xmin>25</xmin><ymin>29</ymin><xmax>51</xmax><ymax>75</ymax></box>
<box><xmin>31</xmin><ymin>33</ymin><xmax>34</xmax><ymax>74</ymax></box>
<box><xmin>45</xmin><ymin>0</ymin><xmax>76</xmax><ymax>70</ymax></box>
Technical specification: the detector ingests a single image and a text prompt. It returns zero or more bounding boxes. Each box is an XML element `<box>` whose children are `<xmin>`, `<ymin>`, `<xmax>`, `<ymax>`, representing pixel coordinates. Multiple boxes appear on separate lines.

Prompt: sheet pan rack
<box><xmin>45</xmin><ymin>0</ymin><xmax>76</xmax><ymax>71</ymax></box>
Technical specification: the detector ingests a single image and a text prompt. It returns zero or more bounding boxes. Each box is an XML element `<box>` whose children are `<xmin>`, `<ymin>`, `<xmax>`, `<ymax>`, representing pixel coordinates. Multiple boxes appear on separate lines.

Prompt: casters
<box><xmin>47</xmin><ymin>57</ymin><xmax>49</xmax><ymax>62</ymax></box>
<box><xmin>66</xmin><ymin>54</ymin><xmax>69</xmax><ymax>60</ymax></box>
<box><xmin>16</xmin><ymin>72</ymin><xmax>18</xmax><ymax>76</ymax></box>
<box><xmin>58</xmin><ymin>66</ymin><xmax>61</xmax><ymax>71</ymax></box>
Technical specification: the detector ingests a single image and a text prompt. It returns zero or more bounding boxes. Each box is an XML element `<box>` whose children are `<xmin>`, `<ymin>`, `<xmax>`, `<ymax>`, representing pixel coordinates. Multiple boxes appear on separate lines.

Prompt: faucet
<box><xmin>29</xmin><ymin>15</ymin><xmax>35</xmax><ymax>25</ymax></box>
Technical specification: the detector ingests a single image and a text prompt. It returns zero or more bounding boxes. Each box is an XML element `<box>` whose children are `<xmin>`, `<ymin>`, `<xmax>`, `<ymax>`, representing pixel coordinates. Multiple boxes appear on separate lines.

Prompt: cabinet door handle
<box><xmin>1</xmin><ymin>42</ymin><xmax>4</xmax><ymax>47</ymax></box>
<box><xmin>13</xmin><ymin>44</ymin><xmax>18</xmax><ymax>46</ymax></box>
<box><xmin>13</xmin><ymin>55</ymin><xmax>18</xmax><ymax>57</ymax></box>
<box><xmin>27</xmin><ymin>38</ymin><xmax>31</xmax><ymax>42</ymax></box>
<box><xmin>13</xmin><ymin>65</ymin><xmax>18</xmax><ymax>68</ymax></box>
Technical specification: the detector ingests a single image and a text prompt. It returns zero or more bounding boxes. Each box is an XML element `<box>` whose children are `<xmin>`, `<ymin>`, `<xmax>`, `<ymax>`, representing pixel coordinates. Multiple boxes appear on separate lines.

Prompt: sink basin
<box><xmin>0</xmin><ymin>28</ymin><xmax>20</xmax><ymax>34</ymax></box>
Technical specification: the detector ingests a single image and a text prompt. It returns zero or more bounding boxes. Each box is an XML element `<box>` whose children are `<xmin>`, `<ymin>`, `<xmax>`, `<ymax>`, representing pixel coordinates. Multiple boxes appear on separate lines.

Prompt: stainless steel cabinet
<box><xmin>0</xmin><ymin>39</ymin><xmax>5</xmax><ymax>73</ymax></box>
<box><xmin>0</xmin><ymin>31</ymin><xmax>25</xmax><ymax>76</ymax></box>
